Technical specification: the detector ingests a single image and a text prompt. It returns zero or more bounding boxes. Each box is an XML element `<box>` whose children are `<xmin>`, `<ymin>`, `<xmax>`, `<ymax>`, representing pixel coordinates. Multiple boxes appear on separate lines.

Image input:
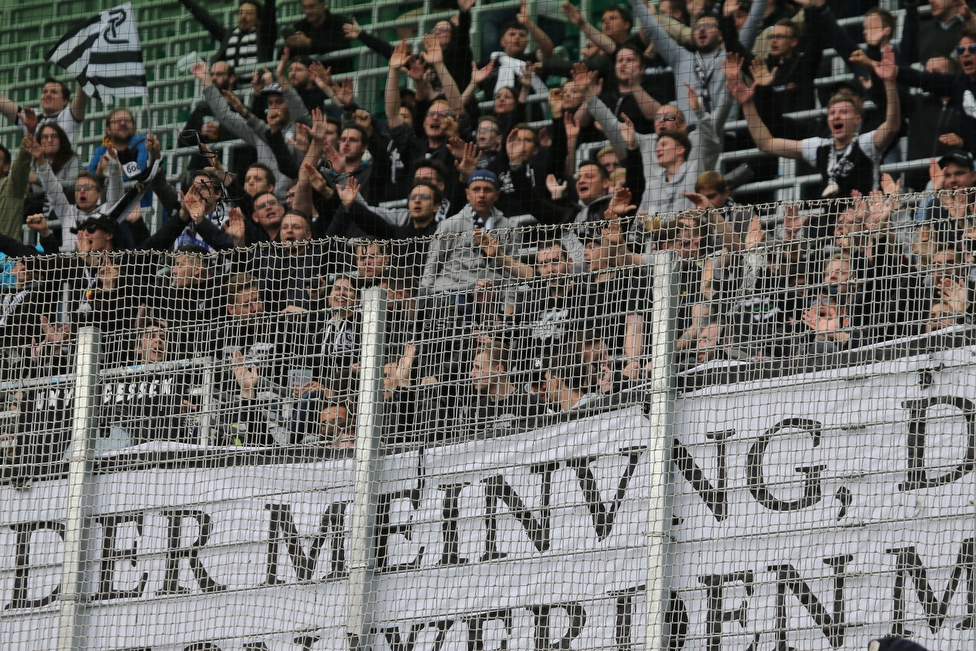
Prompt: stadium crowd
<box><xmin>2</xmin><ymin>0</ymin><xmax>976</xmax><ymax>466</ymax></box>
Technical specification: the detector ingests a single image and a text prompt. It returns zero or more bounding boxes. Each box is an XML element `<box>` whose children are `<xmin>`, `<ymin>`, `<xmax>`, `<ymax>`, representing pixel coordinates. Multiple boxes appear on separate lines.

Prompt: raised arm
<box><xmin>385</xmin><ymin>40</ymin><xmax>412</xmax><ymax>130</ymax></box>
<box><xmin>425</xmin><ymin>35</ymin><xmax>464</xmax><ymax>116</ymax></box>
<box><xmin>562</xmin><ymin>2</ymin><xmax>618</xmax><ymax>55</ymax></box>
<box><xmin>736</xmin><ymin>0</ymin><xmax>768</xmax><ymax>51</ymax></box>
<box><xmin>518</xmin><ymin>0</ymin><xmax>555</xmax><ymax>60</ymax></box>
<box><xmin>736</xmin><ymin>85</ymin><xmax>803</xmax><ymax>159</ymax></box>
<box><xmin>629</xmin><ymin>0</ymin><xmax>682</xmax><ymax>63</ymax></box>
<box><xmin>871</xmin><ymin>47</ymin><xmax>902</xmax><ymax>153</ymax></box>
<box><xmin>178</xmin><ymin>0</ymin><xmax>228</xmax><ymax>41</ymax></box>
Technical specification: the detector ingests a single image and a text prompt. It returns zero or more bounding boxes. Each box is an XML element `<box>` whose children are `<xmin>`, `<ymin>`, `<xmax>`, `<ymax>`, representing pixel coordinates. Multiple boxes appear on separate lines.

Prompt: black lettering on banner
<box><xmin>2</xmin><ymin>520</ymin><xmax>64</xmax><ymax>610</ymax></box>
<box><xmin>264</xmin><ymin>502</ymin><xmax>349</xmax><ymax>584</ymax></box>
<box><xmin>438</xmin><ymin>482</ymin><xmax>470</xmax><ymax>566</ymax></box>
<box><xmin>608</xmin><ymin>584</ymin><xmax>645</xmax><ymax>651</ymax></box>
<box><xmin>888</xmin><ymin>537</ymin><xmax>975</xmax><ymax>635</ymax></box>
<box><xmin>375</xmin><ymin>489</ymin><xmax>424</xmax><ymax>572</ymax></box>
<box><xmin>380</xmin><ymin>619</ymin><xmax>456</xmax><ymax>651</ymax></box>
<box><xmin>291</xmin><ymin>635</ymin><xmax>320</xmax><ymax>651</ymax></box>
<box><xmin>156</xmin><ymin>509</ymin><xmax>225</xmax><ymax>595</ymax></box>
<box><xmin>768</xmin><ymin>554</ymin><xmax>852</xmax><ymax>649</ymax></box>
<box><xmin>465</xmin><ymin>609</ymin><xmax>512</xmax><ymax>650</ymax></box>
<box><xmin>700</xmin><ymin>571</ymin><xmax>753</xmax><ymax>651</ymax></box>
<box><xmin>747</xmin><ymin>419</ymin><xmax>826</xmax><ymax>512</ymax></box>
<box><xmin>671</xmin><ymin>431</ymin><xmax>733</xmax><ymax>521</ymax></box>
<box><xmin>530</xmin><ymin>603</ymin><xmax>586</xmax><ymax>651</ymax></box>
<box><xmin>567</xmin><ymin>446</ymin><xmax>647</xmax><ymax>541</ymax></box>
<box><xmin>481</xmin><ymin>463</ymin><xmax>556</xmax><ymax>561</ymax></box>
<box><xmin>93</xmin><ymin>513</ymin><xmax>148</xmax><ymax>601</ymax></box>
<box><xmin>183</xmin><ymin>644</ymin><xmax>224</xmax><ymax>651</ymax></box>
<box><xmin>900</xmin><ymin>396</ymin><xmax>976</xmax><ymax>491</ymax></box>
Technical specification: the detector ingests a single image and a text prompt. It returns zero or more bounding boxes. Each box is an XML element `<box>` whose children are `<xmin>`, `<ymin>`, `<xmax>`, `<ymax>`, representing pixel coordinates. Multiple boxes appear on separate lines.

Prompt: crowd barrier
<box><xmin>1</xmin><ymin>193</ymin><xmax>975</xmax><ymax>650</ymax></box>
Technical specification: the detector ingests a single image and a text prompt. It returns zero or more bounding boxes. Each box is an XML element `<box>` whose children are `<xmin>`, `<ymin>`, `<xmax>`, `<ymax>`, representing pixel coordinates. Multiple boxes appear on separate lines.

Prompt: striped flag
<box><xmin>44</xmin><ymin>2</ymin><xmax>148</xmax><ymax>103</ymax></box>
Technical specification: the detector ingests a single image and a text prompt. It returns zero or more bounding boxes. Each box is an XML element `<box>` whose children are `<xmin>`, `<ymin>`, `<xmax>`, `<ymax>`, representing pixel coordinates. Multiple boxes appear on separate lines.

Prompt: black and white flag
<box><xmin>44</xmin><ymin>2</ymin><xmax>148</xmax><ymax>103</ymax></box>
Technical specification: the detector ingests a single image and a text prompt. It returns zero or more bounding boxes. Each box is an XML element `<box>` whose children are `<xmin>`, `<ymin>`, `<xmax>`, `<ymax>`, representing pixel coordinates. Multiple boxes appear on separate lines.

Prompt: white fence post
<box><xmin>346</xmin><ymin>287</ymin><xmax>388</xmax><ymax>651</ymax></box>
<box><xmin>57</xmin><ymin>326</ymin><xmax>100</xmax><ymax>651</ymax></box>
<box><xmin>645</xmin><ymin>251</ymin><xmax>675</xmax><ymax>651</ymax></box>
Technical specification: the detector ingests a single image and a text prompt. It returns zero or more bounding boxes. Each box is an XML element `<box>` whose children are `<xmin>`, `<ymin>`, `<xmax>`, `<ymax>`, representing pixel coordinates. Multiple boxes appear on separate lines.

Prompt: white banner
<box><xmin>2</xmin><ymin>349</ymin><xmax>975</xmax><ymax>650</ymax></box>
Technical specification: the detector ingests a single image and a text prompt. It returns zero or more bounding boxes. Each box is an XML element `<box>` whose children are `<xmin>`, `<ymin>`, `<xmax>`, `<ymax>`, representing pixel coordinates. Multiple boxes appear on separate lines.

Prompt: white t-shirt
<box><xmin>800</xmin><ymin>131</ymin><xmax>882</xmax><ymax>188</ymax></box>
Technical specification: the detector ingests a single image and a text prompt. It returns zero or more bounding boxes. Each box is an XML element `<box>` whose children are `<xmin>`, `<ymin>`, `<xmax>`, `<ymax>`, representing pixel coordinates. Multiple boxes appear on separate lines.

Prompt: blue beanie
<box><xmin>467</xmin><ymin>169</ymin><xmax>499</xmax><ymax>188</ymax></box>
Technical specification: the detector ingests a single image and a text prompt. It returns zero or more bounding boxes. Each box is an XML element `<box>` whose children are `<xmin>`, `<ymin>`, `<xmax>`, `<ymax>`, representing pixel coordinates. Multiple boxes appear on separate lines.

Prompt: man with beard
<box><xmin>87</xmin><ymin>108</ymin><xmax>151</xmax><ymax>207</ymax></box>
<box><xmin>181</xmin><ymin>62</ymin><xmax>255</xmax><ymax>177</ymax></box>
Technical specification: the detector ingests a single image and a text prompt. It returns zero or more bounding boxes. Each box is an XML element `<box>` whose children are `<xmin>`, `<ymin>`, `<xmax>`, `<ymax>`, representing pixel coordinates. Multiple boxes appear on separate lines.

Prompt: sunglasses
<box><xmin>655</xmin><ymin>115</ymin><xmax>678</xmax><ymax>123</ymax></box>
<box><xmin>79</xmin><ymin>224</ymin><xmax>106</xmax><ymax>234</ymax></box>
<box><xmin>957</xmin><ymin>45</ymin><xmax>976</xmax><ymax>55</ymax></box>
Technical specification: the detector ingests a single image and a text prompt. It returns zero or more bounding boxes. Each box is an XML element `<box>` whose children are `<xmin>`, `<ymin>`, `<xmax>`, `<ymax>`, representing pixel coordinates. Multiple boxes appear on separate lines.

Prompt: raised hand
<box><xmin>23</xmin><ymin>134</ymin><xmax>43</xmax><ymax>162</ymax></box>
<box><xmin>453</xmin><ymin>139</ymin><xmax>478</xmax><ymax>181</ymax></box>
<box><xmin>571</xmin><ymin>62</ymin><xmax>597</xmax><ymax>90</ymax></box>
<box><xmin>335</xmin><ymin>77</ymin><xmax>355</xmax><ymax>107</ymax></box>
<box><xmin>744</xmin><ymin>214</ymin><xmax>766</xmax><ymax>249</ymax></box>
<box><xmin>723</xmin><ymin>52</ymin><xmax>743</xmax><ymax>86</ymax></box>
<box><xmin>191</xmin><ymin>61</ymin><xmax>208</xmax><ymax>84</ymax></box>
<box><xmin>458</xmin><ymin>0</ymin><xmax>476</xmax><ymax>12</ymax></box>
<box><xmin>343</xmin><ymin>17</ymin><xmax>363</xmax><ymax>39</ymax></box>
<box><xmin>277</xmin><ymin>47</ymin><xmax>291</xmax><ymax>86</ymax></box>
<box><xmin>146</xmin><ymin>133</ymin><xmax>161</xmax><ymax>161</ymax></box>
<box><xmin>609</xmin><ymin>187</ymin><xmax>637</xmax><ymax>215</ymax></box>
<box><xmin>21</xmin><ymin>107</ymin><xmax>38</xmax><ymax>136</ymax></box>
<box><xmin>26</xmin><ymin>213</ymin><xmax>51</xmax><ymax>237</ymax></box>
<box><xmin>872</xmin><ymin>45</ymin><xmax>897</xmax><ymax>83</ymax></box>
<box><xmin>564</xmin><ymin>112</ymin><xmax>581</xmax><ymax>141</ymax></box>
<box><xmin>749</xmin><ymin>57</ymin><xmax>776</xmax><ymax>88</ymax></box>
<box><xmin>471</xmin><ymin>60</ymin><xmax>495</xmax><ymax>86</ymax></box>
<box><xmin>225</xmin><ymin>207</ymin><xmax>246</xmax><ymax>245</ymax></box>
<box><xmin>221</xmin><ymin>89</ymin><xmax>246</xmax><ymax>115</ymax></box>
<box><xmin>546</xmin><ymin>173</ymin><xmax>567</xmax><ymax>199</ymax></box>
<box><xmin>473</xmin><ymin>228</ymin><xmax>500</xmax><ymax>257</ymax></box>
<box><xmin>422</xmin><ymin>34</ymin><xmax>444</xmax><ymax>66</ymax></box>
<box><xmin>929</xmin><ymin>157</ymin><xmax>946</xmax><ymax>191</ymax></box>
<box><xmin>517</xmin><ymin>0</ymin><xmax>532</xmax><ymax>26</ymax></box>
<box><xmin>339</xmin><ymin>176</ymin><xmax>361</xmax><ymax>207</ymax></box>
<box><xmin>682</xmin><ymin>192</ymin><xmax>711</xmax><ymax>211</ymax></box>
<box><xmin>302</xmin><ymin>162</ymin><xmax>333</xmax><ymax>197</ymax></box>
<box><xmin>549</xmin><ymin>87</ymin><xmax>564</xmax><ymax>117</ymax></box>
<box><xmin>620</xmin><ymin>112</ymin><xmax>638</xmax><ymax>150</ymax></box>
<box><xmin>390</xmin><ymin>39</ymin><xmax>413</xmax><ymax>71</ymax></box>
<box><xmin>561</xmin><ymin>2</ymin><xmax>584</xmax><ymax>26</ymax></box>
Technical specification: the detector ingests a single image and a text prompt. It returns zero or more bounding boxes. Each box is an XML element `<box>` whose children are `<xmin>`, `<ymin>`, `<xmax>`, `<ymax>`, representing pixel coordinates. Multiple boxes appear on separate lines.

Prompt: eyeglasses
<box><xmin>433</xmin><ymin>26</ymin><xmax>451</xmax><ymax>34</ymax></box>
<box><xmin>409</xmin><ymin>193</ymin><xmax>432</xmax><ymax>201</ymax></box>
<box><xmin>427</xmin><ymin>111</ymin><xmax>454</xmax><ymax>120</ymax></box>
<box><xmin>655</xmin><ymin>114</ymin><xmax>678</xmax><ymax>123</ymax></box>
<box><xmin>957</xmin><ymin>45</ymin><xmax>976</xmax><ymax>55</ymax></box>
<box><xmin>39</xmin><ymin>133</ymin><xmax>60</xmax><ymax>141</ymax></box>
<box><xmin>75</xmin><ymin>184</ymin><xmax>98</xmax><ymax>192</ymax></box>
<box><xmin>255</xmin><ymin>199</ymin><xmax>280</xmax><ymax>210</ymax></box>
<box><xmin>109</xmin><ymin>118</ymin><xmax>132</xmax><ymax>125</ymax></box>
<box><xmin>476</xmin><ymin>127</ymin><xmax>500</xmax><ymax>135</ymax></box>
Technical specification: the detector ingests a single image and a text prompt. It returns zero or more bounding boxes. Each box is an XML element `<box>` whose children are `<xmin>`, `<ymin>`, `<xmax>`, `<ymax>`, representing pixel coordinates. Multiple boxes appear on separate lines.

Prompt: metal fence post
<box><xmin>645</xmin><ymin>252</ymin><xmax>675</xmax><ymax>651</ymax></box>
<box><xmin>57</xmin><ymin>326</ymin><xmax>101</xmax><ymax>651</ymax></box>
<box><xmin>346</xmin><ymin>287</ymin><xmax>387</xmax><ymax>651</ymax></box>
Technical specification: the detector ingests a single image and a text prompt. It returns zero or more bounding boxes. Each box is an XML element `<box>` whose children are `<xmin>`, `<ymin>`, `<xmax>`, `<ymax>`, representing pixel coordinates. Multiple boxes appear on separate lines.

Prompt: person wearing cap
<box><xmin>919</xmin><ymin>149</ymin><xmax>976</xmax><ymax>243</ymax></box>
<box><xmin>178</xmin><ymin>0</ymin><xmax>277</xmax><ymax>70</ymax></box>
<box><xmin>420</xmin><ymin>169</ymin><xmax>523</xmax><ymax>295</ymax></box>
<box><xmin>29</xmin><ymin>131</ymin><xmax>123</xmax><ymax>252</ymax></box>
